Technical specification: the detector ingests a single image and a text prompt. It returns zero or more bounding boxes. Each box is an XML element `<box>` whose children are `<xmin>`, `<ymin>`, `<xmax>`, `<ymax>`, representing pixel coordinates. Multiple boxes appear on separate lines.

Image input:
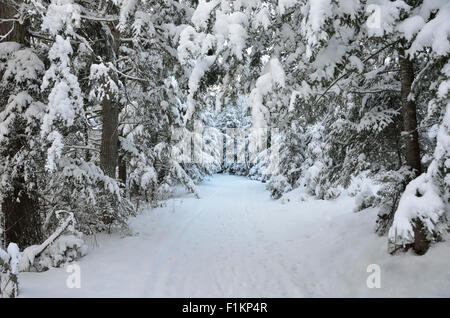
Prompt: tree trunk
<box><xmin>398</xmin><ymin>47</ymin><xmax>421</xmax><ymax>177</ymax></box>
<box><xmin>398</xmin><ymin>46</ymin><xmax>426</xmax><ymax>255</ymax></box>
<box><xmin>118</xmin><ymin>153</ymin><xmax>127</xmax><ymax>185</ymax></box>
<box><xmin>100</xmin><ymin>23</ymin><xmax>120</xmax><ymax>178</ymax></box>
<box><xmin>100</xmin><ymin>96</ymin><xmax>119</xmax><ymax>178</ymax></box>
<box><xmin>2</xmin><ymin>175</ymin><xmax>41</xmax><ymax>247</ymax></box>
<box><xmin>0</xmin><ymin>1</ymin><xmax>26</xmax><ymax>43</ymax></box>
<box><xmin>1</xmin><ymin>1</ymin><xmax>41</xmax><ymax>248</ymax></box>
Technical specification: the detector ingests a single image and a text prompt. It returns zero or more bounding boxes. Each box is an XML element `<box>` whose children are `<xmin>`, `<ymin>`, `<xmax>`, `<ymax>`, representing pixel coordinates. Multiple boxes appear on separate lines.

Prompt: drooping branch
<box><xmin>18</xmin><ymin>211</ymin><xmax>75</xmax><ymax>272</ymax></box>
<box><xmin>314</xmin><ymin>40</ymin><xmax>400</xmax><ymax>106</ymax></box>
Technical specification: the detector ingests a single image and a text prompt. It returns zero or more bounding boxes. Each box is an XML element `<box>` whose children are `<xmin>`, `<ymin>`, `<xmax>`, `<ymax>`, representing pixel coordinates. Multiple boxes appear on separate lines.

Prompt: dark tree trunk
<box><xmin>412</xmin><ymin>219</ymin><xmax>430</xmax><ymax>255</ymax></box>
<box><xmin>398</xmin><ymin>47</ymin><xmax>421</xmax><ymax>177</ymax></box>
<box><xmin>396</xmin><ymin>140</ymin><xmax>403</xmax><ymax>169</ymax></box>
<box><xmin>100</xmin><ymin>23</ymin><xmax>120</xmax><ymax>178</ymax></box>
<box><xmin>0</xmin><ymin>1</ymin><xmax>26</xmax><ymax>43</ymax></box>
<box><xmin>118</xmin><ymin>154</ymin><xmax>127</xmax><ymax>185</ymax></box>
<box><xmin>1</xmin><ymin>1</ymin><xmax>41</xmax><ymax>248</ymax></box>
<box><xmin>398</xmin><ymin>46</ymin><xmax>427</xmax><ymax>255</ymax></box>
<box><xmin>117</xmin><ymin>134</ymin><xmax>127</xmax><ymax>185</ymax></box>
<box><xmin>2</xmin><ymin>176</ymin><xmax>41</xmax><ymax>247</ymax></box>
<box><xmin>100</xmin><ymin>96</ymin><xmax>119</xmax><ymax>178</ymax></box>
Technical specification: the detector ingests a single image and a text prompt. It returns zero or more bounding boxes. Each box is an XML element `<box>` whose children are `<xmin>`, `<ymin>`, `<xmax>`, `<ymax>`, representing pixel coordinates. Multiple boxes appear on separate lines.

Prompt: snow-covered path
<box><xmin>20</xmin><ymin>175</ymin><xmax>450</xmax><ymax>297</ymax></box>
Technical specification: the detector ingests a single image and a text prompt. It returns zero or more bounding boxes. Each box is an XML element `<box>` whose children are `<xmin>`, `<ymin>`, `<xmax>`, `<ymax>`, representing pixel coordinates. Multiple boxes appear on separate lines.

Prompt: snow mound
<box><xmin>389</xmin><ymin>174</ymin><xmax>446</xmax><ymax>246</ymax></box>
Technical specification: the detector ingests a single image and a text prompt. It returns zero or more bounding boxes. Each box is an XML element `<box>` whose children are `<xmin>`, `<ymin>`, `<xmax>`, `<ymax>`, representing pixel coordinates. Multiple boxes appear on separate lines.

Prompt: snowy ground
<box><xmin>20</xmin><ymin>174</ymin><xmax>450</xmax><ymax>297</ymax></box>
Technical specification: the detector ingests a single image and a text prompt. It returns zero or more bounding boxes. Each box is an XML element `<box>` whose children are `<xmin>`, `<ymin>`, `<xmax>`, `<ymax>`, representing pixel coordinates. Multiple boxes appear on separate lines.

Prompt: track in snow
<box><xmin>19</xmin><ymin>174</ymin><xmax>450</xmax><ymax>297</ymax></box>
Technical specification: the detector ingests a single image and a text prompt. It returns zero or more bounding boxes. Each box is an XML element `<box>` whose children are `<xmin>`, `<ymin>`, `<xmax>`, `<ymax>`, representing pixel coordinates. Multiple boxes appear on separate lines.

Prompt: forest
<box><xmin>0</xmin><ymin>0</ymin><xmax>449</xmax><ymax>298</ymax></box>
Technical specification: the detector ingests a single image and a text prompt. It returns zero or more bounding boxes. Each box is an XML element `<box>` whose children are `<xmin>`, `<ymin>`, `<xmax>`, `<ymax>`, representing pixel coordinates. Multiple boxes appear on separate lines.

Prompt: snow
<box><xmin>19</xmin><ymin>175</ymin><xmax>450</xmax><ymax>297</ymax></box>
<box><xmin>45</xmin><ymin>131</ymin><xmax>63</xmax><ymax>172</ymax></box>
<box><xmin>267</xmin><ymin>58</ymin><xmax>286</xmax><ymax>87</ymax></box>
<box><xmin>0</xmin><ymin>42</ymin><xmax>21</xmax><ymax>59</ymax></box>
<box><xmin>227</xmin><ymin>23</ymin><xmax>247</xmax><ymax>60</ymax></box>
<box><xmin>2</xmin><ymin>48</ymin><xmax>44</xmax><ymax>86</ymax></box>
<box><xmin>184</xmin><ymin>55</ymin><xmax>216</xmax><ymax>122</ymax></box>
<box><xmin>88</xmin><ymin>63</ymin><xmax>119</xmax><ymax>101</ymax></box>
<box><xmin>36</xmin><ymin>234</ymin><xmax>88</xmax><ymax>270</ymax></box>
<box><xmin>389</xmin><ymin>174</ymin><xmax>446</xmax><ymax>246</ymax></box>
<box><xmin>356</xmin><ymin>106</ymin><xmax>399</xmax><ymax>133</ymax></box>
<box><xmin>2</xmin><ymin>0</ymin><xmax>449</xmax><ymax>300</ymax></box>
<box><xmin>117</xmin><ymin>0</ymin><xmax>138</xmax><ymax>31</ymax></box>
<box><xmin>349</xmin><ymin>55</ymin><xmax>364</xmax><ymax>73</ymax></box>
<box><xmin>191</xmin><ymin>0</ymin><xmax>220</xmax><ymax>29</ymax></box>
<box><xmin>407</xmin><ymin>3</ymin><xmax>450</xmax><ymax>56</ymax></box>
<box><xmin>278</xmin><ymin>0</ymin><xmax>297</xmax><ymax>15</ymax></box>
<box><xmin>311</xmin><ymin>36</ymin><xmax>351</xmax><ymax>80</ymax></box>
<box><xmin>140</xmin><ymin>167</ymin><xmax>157</xmax><ymax>189</ymax></box>
<box><xmin>0</xmin><ymin>248</ymin><xmax>9</xmax><ymax>265</ymax></box>
<box><xmin>354</xmin><ymin>186</ymin><xmax>375</xmax><ymax>213</ymax></box>
<box><xmin>0</xmin><ymin>92</ymin><xmax>32</xmax><ymax>140</ymax></box>
<box><xmin>41</xmin><ymin>0</ymin><xmax>81</xmax><ymax>35</ymax></box>
<box><xmin>214</xmin><ymin>11</ymin><xmax>249</xmax><ymax>60</ymax></box>
<box><xmin>249</xmin><ymin>58</ymin><xmax>286</xmax><ymax>128</ymax></box>
<box><xmin>397</xmin><ymin>15</ymin><xmax>425</xmax><ymax>41</ymax></box>
<box><xmin>389</xmin><ymin>98</ymin><xmax>450</xmax><ymax>246</ymax></box>
<box><xmin>7</xmin><ymin>243</ymin><xmax>20</xmax><ymax>275</ymax></box>
<box><xmin>336</xmin><ymin>0</ymin><xmax>360</xmax><ymax>17</ymax></box>
<box><xmin>41</xmin><ymin>35</ymin><xmax>82</xmax><ymax>137</ymax></box>
<box><xmin>418</xmin><ymin>0</ymin><xmax>449</xmax><ymax>19</ymax></box>
<box><xmin>254</xmin><ymin>7</ymin><xmax>271</xmax><ymax>29</ymax></box>
<box><xmin>188</xmin><ymin>56</ymin><xmax>216</xmax><ymax>94</ymax></box>
<box><xmin>434</xmin><ymin>102</ymin><xmax>450</xmax><ymax>162</ymax></box>
<box><xmin>308</xmin><ymin>0</ymin><xmax>331</xmax><ymax>33</ymax></box>
<box><xmin>43</xmin><ymin>81</ymin><xmax>76</xmax><ymax>129</ymax></box>
<box><xmin>366</xmin><ymin>0</ymin><xmax>409</xmax><ymax>37</ymax></box>
<box><xmin>178</xmin><ymin>26</ymin><xmax>202</xmax><ymax>63</ymax></box>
